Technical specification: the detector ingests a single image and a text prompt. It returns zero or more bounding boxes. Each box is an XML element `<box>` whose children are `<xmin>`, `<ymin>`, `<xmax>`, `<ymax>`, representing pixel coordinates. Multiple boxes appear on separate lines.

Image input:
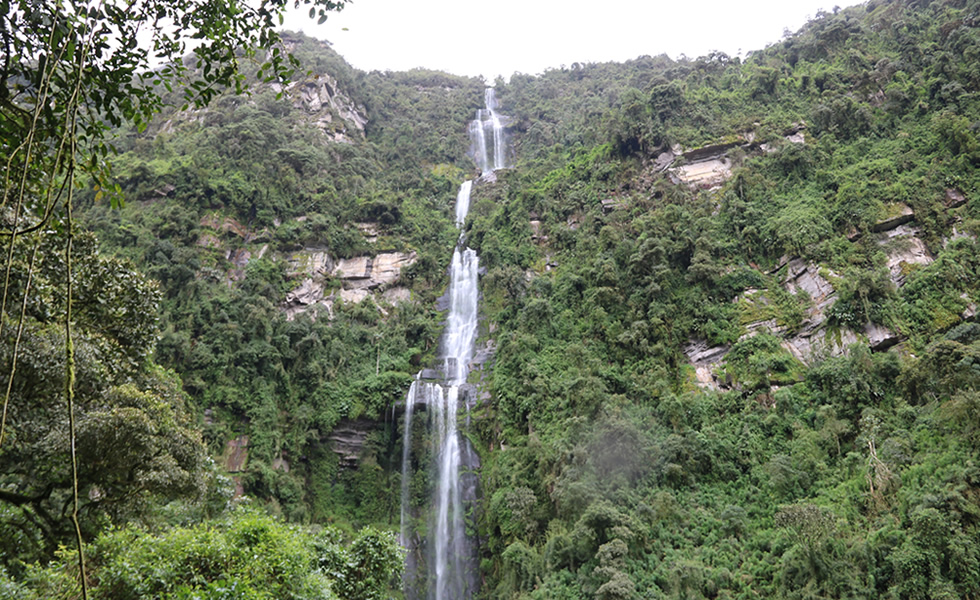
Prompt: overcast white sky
<box><xmin>281</xmin><ymin>0</ymin><xmax>865</xmax><ymax>81</ymax></box>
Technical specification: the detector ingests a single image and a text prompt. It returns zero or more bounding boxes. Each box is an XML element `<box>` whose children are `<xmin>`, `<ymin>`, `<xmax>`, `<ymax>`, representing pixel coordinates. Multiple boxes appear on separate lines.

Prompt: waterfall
<box><xmin>469</xmin><ymin>88</ymin><xmax>508</xmax><ymax>173</ymax></box>
<box><xmin>455</xmin><ymin>181</ymin><xmax>473</xmax><ymax>228</ymax></box>
<box><xmin>401</xmin><ymin>88</ymin><xmax>508</xmax><ymax>600</ymax></box>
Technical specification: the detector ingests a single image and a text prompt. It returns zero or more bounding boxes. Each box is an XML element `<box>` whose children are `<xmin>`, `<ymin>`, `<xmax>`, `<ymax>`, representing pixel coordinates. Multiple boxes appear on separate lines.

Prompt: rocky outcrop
<box><xmin>275</xmin><ymin>72</ymin><xmax>368</xmax><ymax>143</ymax></box>
<box><xmin>224</xmin><ymin>436</ymin><xmax>249</xmax><ymax>473</ymax></box>
<box><xmin>684</xmin><ymin>339</ymin><xmax>730</xmax><ymax>390</ymax></box>
<box><xmin>283</xmin><ymin>278</ymin><xmax>334</xmax><ymax>321</ymax></box>
<box><xmin>282</xmin><ymin>250</ymin><xmax>416</xmax><ymax>321</ymax></box>
<box><xmin>878</xmin><ymin>224</ymin><xmax>933</xmax><ymax>286</ymax></box>
<box><xmin>600</xmin><ymin>198</ymin><xmax>628</xmax><ymax>213</ymax></box>
<box><xmin>200</xmin><ymin>213</ymin><xmax>269</xmax><ymax>243</ymax></box>
<box><xmin>287</xmin><ymin>249</ymin><xmax>334</xmax><ymax>279</ymax></box>
<box><xmin>945</xmin><ymin>188</ymin><xmax>968</xmax><ymax>209</ymax></box>
<box><xmin>334</xmin><ymin>251</ymin><xmax>418</xmax><ymax>291</ymax></box>
<box><xmin>689</xmin><ymin>257</ymin><xmax>905</xmax><ymax>386</ymax></box>
<box><xmin>328</xmin><ymin>419</ymin><xmax>376</xmax><ymax>469</ymax></box>
<box><xmin>872</xmin><ymin>203</ymin><xmax>915</xmax><ymax>233</ymax></box>
<box><xmin>670</xmin><ymin>154</ymin><xmax>733</xmax><ymax>189</ymax></box>
<box><xmin>666</xmin><ymin>124</ymin><xmax>806</xmax><ymax>190</ymax></box>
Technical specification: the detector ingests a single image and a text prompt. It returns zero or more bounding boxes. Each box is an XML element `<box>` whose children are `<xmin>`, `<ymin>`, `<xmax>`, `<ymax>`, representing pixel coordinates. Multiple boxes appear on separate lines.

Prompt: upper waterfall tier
<box><xmin>469</xmin><ymin>88</ymin><xmax>509</xmax><ymax>173</ymax></box>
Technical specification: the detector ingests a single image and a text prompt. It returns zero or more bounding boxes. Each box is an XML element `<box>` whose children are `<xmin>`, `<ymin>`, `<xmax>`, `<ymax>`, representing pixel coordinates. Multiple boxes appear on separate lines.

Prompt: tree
<box><xmin>0</xmin><ymin>226</ymin><xmax>207</xmax><ymax>574</ymax></box>
<box><xmin>0</xmin><ymin>507</ymin><xmax>404</xmax><ymax>600</ymax></box>
<box><xmin>1</xmin><ymin>0</ymin><xmax>346</xmax><ymax>592</ymax></box>
<box><xmin>2</xmin><ymin>0</ymin><xmax>345</xmax><ymax>210</ymax></box>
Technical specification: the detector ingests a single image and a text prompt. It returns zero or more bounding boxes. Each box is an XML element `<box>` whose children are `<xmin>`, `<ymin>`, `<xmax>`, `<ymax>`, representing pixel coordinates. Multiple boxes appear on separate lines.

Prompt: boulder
<box><xmin>600</xmin><ymin>198</ymin><xmax>628</xmax><ymax>213</ymax></box>
<box><xmin>945</xmin><ymin>188</ymin><xmax>967</xmax><ymax>209</ymax></box>
<box><xmin>962</xmin><ymin>293</ymin><xmax>977</xmax><ymax>320</ymax></box>
<box><xmin>872</xmin><ymin>203</ymin><xmax>914</xmax><ymax>233</ymax></box>
<box><xmin>865</xmin><ymin>322</ymin><xmax>900</xmax><ymax>351</ymax></box>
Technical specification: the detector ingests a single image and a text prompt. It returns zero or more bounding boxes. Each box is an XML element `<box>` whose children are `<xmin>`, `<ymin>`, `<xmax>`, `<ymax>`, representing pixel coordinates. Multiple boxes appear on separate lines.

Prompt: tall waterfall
<box><xmin>400</xmin><ymin>89</ymin><xmax>508</xmax><ymax>600</ymax></box>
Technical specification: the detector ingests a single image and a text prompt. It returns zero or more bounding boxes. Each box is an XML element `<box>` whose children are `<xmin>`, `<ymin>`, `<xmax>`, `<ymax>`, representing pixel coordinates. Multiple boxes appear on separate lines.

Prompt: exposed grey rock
<box><xmin>740</xmin><ymin>319</ymin><xmax>786</xmax><ymax>341</ymax></box>
<box><xmin>865</xmin><ymin>322</ymin><xmax>900</xmax><ymax>351</ymax></box>
<box><xmin>283</xmin><ymin>279</ymin><xmax>334</xmax><ymax>322</ymax></box>
<box><xmin>356</xmin><ymin>222</ymin><xmax>380</xmax><ymax>243</ymax></box>
<box><xmin>287</xmin><ymin>73</ymin><xmax>368</xmax><ymax>142</ymax></box>
<box><xmin>784</xmin><ymin>259</ymin><xmax>836</xmax><ymax>312</ymax></box>
<box><xmin>339</xmin><ymin>288</ymin><xmax>370</xmax><ymax>304</ymax></box>
<box><xmin>784</xmin><ymin>132</ymin><xmax>806</xmax><ymax>144</ymax></box>
<box><xmin>878</xmin><ymin>224</ymin><xmax>933</xmax><ymax>286</ymax></box>
<box><xmin>684</xmin><ymin>339</ymin><xmax>729</xmax><ymax>390</ymax></box>
<box><xmin>945</xmin><ymin>188</ymin><xmax>967</xmax><ymax>208</ymax></box>
<box><xmin>529</xmin><ymin>220</ymin><xmax>543</xmax><ymax>241</ymax></box>
<box><xmin>652</xmin><ymin>150</ymin><xmax>675</xmax><ymax>172</ymax></box>
<box><xmin>334</xmin><ymin>256</ymin><xmax>372</xmax><ymax>280</ymax></box>
<box><xmin>670</xmin><ymin>156</ymin><xmax>733</xmax><ymax>189</ymax></box>
<box><xmin>334</xmin><ymin>251</ymin><xmax>417</xmax><ymax>291</ymax></box>
<box><xmin>872</xmin><ymin>204</ymin><xmax>914</xmax><ymax>232</ymax></box>
<box><xmin>286</xmin><ymin>278</ymin><xmax>324</xmax><ymax>306</ymax></box>
<box><xmin>197</xmin><ymin>233</ymin><xmax>222</xmax><ymax>249</ymax></box>
<box><xmin>420</xmin><ymin>368</ymin><xmax>443</xmax><ymax>381</ymax></box>
<box><xmin>781</xmin><ymin>327</ymin><xmax>859</xmax><ymax>364</ymax></box>
<box><xmin>600</xmin><ymin>198</ymin><xmax>628</xmax><ymax>213</ymax></box>
<box><xmin>272</xmin><ymin>454</ymin><xmax>290</xmax><ymax>473</ymax></box>
<box><xmin>327</xmin><ymin>419</ymin><xmax>376</xmax><ymax>469</ymax></box>
<box><xmin>963</xmin><ymin>293</ymin><xmax>977</xmax><ymax>320</ymax></box>
<box><xmin>227</xmin><ymin>248</ymin><xmax>250</xmax><ymax>269</ymax></box>
<box><xmin>943</xmin><ymin>226</ymin><xmax>977</xmax><ymax>247</ymax></box>
<box><xmin>435</xmin><ymin>288</ymin><xmax>452</xmax><ymax>312</ymax></box>
<box><xmin>471</xmin><ymin>340</ymin><xmax>496</xmax><ymax>370</ymax></box>
<box><xmin>382</xmin><ymin>287</ymin><xmax>412</xmax><ymax>304</ymax></box>
<box><xmin>287</xmin><ymin>249</ymin><xmax>334</xmax><ymax>279</ymax></box>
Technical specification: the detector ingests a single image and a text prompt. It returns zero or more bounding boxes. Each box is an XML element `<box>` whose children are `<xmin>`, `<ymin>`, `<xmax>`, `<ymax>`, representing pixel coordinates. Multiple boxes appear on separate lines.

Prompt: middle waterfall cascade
<box><xmin>400</xmin><ymin>89</ymin><xmax>508</xmax><ymax>600</ymax></box>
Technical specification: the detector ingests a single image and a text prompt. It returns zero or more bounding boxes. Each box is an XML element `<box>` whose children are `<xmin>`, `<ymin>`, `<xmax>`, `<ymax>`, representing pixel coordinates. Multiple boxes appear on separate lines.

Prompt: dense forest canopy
<box><xmin>3</xmin><ymin>0</ymin><xmax>980</xmax><ymax>598</ymax></box>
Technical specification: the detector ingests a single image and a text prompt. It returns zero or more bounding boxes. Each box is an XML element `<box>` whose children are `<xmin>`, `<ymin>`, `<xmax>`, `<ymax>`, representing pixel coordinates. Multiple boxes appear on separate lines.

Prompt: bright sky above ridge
<box><xmin>282</xmin><ymin>0</ymin><xmax>865</xmax><ymax>81</ymax></box>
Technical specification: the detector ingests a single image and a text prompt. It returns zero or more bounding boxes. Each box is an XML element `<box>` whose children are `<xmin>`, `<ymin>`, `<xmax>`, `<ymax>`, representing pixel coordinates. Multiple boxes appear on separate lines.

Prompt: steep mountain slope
<box><xmin>49</xmin><ymin>1</ymin><xmax>980</xmax><ymax>598</ymax></box>
<box><xmin>76</xmin><ymin>35</ymin><xmax>487</xmax><ymax>526</ymax></box>
<box><xmin>464</xmin><ymin>1</ymin><xmax>980</xmax><ymax>598</ymax></box>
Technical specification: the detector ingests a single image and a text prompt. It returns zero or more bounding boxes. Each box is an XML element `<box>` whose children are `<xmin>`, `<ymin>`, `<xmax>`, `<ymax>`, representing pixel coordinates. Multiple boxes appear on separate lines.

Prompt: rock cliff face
<box><xmin>685</xmin><ymin>206</ymin><xmax>937</xmax><ymax>389</ymax></box>
<box><xmin>282</xmin><ymin>250</ymin><xmax>418</xmax><ymax>321</ymax></box>
<box><xmin>327</xmin><ymin>419</ymin><xmax>377</xmax><ymax>469</ymax></box>
<box><xmin>268</xmin><ymin>38</ymin><xmax>369</xmax><ymax>143</ymax></box>
<box><xmin>664</xmin><ymin>124</ymin><xmax>807</xmax><ymax>190</ymax></box>
<box><xmin>285</xmin><ymin>74</ymin><xmax>368</xmax><ymax>143</ymax></box>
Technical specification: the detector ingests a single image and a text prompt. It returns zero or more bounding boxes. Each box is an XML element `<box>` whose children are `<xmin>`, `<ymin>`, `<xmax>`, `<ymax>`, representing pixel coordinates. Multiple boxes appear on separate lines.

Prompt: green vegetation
<box><xmin>465</xmin><ymin>1</ymin><xmax>980</xmax><ymax>597</ymax></box>
<box><xmin>0</xmin><ymin>505</ymin><xmax>402</xmax><ymax>600</ymax></box>
<box><xmin>3</xmin><ymin>0</ymin><xmax>980</xmax><ymax>598</ymax></box>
